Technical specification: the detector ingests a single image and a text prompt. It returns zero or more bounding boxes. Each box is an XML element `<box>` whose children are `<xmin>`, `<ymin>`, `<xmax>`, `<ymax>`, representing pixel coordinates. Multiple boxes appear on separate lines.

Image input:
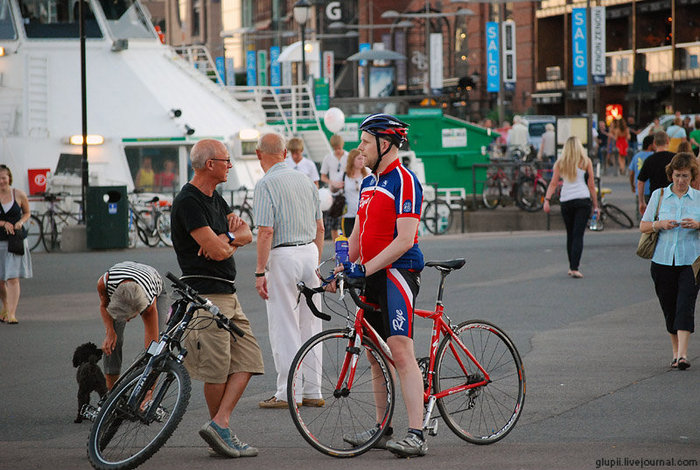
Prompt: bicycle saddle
<box><xmin>425</xmin><ymin>259</ymin><xmax>466</xmax><ymax>271</ymax></box>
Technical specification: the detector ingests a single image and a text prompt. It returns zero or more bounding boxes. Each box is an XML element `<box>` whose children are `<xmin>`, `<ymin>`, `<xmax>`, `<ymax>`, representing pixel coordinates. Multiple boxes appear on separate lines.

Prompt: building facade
<box><xmin>534</xmin><ymin>0</ymin><xmax>700</xmax><ymax>124</ymax></box>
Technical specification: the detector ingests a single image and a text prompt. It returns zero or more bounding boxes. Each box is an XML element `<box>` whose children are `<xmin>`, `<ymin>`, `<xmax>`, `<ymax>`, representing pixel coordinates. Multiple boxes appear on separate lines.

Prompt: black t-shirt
<box><xmin>171</xmin><ymin>183</ymin><xmax>236</xmax><ymax>294</ymax></box>
<box><xmin>637</xmin><ymin>151</ymin><xmax>675</xmax><ymax>194</ymax></box>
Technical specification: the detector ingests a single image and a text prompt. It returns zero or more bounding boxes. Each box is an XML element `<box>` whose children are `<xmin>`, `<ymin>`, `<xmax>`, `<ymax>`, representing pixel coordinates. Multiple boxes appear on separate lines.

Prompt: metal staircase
<box><xmin>172</xmin><ymin>44</ymin><xmax>331</xmax><ymax>162</ymax></box>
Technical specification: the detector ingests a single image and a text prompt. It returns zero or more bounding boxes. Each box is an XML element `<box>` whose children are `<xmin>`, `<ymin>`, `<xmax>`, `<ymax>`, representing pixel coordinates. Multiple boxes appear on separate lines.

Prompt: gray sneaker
<box><xmin>342</xmin><ymin>425</ymin><xmax>391</xmax><ymax>449</ymax></box>
<box><xmin>199</xmin><ymin>421</ymin><xmax>240</xmax><ymax>458</ymax></box>
<box><xmin>385</xmin><ymin>433</ymin><xmax>428</xmax><ymax>458</ymax></box>
<box><xmin>229</xmin><ymin>434</ymin><xmax>258</xmax><ymax>457</ymax></box>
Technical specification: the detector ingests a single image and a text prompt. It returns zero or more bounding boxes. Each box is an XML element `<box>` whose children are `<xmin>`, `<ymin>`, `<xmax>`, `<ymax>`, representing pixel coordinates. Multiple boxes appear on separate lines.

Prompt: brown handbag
<box><xmin>636</xmin><ymin>188</ymin><xmax>663</xmax><ymax>259</ymax></box>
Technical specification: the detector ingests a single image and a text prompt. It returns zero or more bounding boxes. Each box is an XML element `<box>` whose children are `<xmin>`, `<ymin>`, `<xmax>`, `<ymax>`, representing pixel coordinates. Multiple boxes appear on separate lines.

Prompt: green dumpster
<box><xmin>86</xmin><ymin>186</ymin><xmax>129</xmax><ymax>249</ymax></box>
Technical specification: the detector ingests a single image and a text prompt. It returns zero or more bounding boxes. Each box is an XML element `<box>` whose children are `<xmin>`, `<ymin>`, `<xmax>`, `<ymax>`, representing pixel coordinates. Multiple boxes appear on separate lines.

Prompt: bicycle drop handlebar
<box><xmin>297</xmin><ymin>274</ymin><xmax>380</xmax><ymax>322</ymax></box>
<box><xmin>165</xmin><ymin>272</ymin><xmax>245</xmax><ymax>337</ymax></box>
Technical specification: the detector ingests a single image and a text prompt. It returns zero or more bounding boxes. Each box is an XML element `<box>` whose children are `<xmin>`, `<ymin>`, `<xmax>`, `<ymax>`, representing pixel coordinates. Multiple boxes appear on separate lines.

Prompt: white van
<box><xmin>523</xmin><ymin>115</ymin><xmax>556</xmax><ymax>151</ymax></box>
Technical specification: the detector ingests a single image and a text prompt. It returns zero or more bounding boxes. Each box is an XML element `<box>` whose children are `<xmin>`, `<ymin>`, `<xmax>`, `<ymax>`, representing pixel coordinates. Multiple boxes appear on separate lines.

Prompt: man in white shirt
<box><xmin>507</xmin><ymin>115</ymin><xmax>529</xmax><ymax>155</ymax></box>
<box><xmin>286</xmin><ymin>137</ymin><xmax>319</xmax><ymax>187</ymax></box>
<box><xmin>320</xmin><ymin>134</ymin><xmax>348</xmax><ymax>239</ymax></box>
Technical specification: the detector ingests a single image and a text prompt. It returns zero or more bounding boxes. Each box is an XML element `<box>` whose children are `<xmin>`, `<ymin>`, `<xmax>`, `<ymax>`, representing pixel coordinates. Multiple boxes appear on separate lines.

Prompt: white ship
<box><xmin>0</xmin><ymin>0</ymin><xmax>272</xmax><ymax>198</ymax></box>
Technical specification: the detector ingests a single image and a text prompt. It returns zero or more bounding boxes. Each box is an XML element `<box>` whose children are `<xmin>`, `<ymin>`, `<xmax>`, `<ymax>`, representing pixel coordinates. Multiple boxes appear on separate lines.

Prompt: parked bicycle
<box><xmin>590</xmin><ymin>178</ymin><xmax>634</xmax><ymax>230</ymax></box>
<box><xmin>515</xmin><ymin>162</ymin><xmax>553</xmax><ymax>212</ymax></box>
<box><xmin>289</xmin><ymin>259</ymin><xmax>525</xmax><ymax>457</ymax></box>
<box><xmin>482</xmin><ymin>160</ymin><xmax>533</xmax><ymax>210</ymax></box>
<box><xmin>230</xmin><ymin>186</ymin><xmax>256</xmax><ymax>235</ymax></box>
<box><xmin>26</xmin><ymin>213</ymin><xmax>43</xmax><ymax>251</ymax></box>
<box><xmin>84</xmin><ymin>272</ymin><xmax>245</xmax><ymax>470</ymax></box>
<box><xmin>37</xmin><ymin>192</ymin><xmax>81</xmax><ymax>252</ymax></box>
<box><xmin>128</xmin><ymin>194</ymin><xmax>172</xmax><ymax>247</ymax></box>
<box><xmin>422</xmin><ymin>184</ymin><xmax>454</xmax><ymax>235</ymax></box>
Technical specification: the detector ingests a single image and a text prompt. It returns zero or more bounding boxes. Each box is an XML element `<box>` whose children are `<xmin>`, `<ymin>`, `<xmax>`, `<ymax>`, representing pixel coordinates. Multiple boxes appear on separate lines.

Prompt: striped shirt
<box><xmin>642</xmin><ymin>185</ymin><xmax>700</xmax><ymax>266</ymax></box>
<box><xmin>103</xmin><ymin>261</ymin><xmax>163</xmax><ymax>303</ymax></box>
<box><xmin>253</xmin><ymin>161</ymin><xmax>321</xmax><ymax>248</ymax></box>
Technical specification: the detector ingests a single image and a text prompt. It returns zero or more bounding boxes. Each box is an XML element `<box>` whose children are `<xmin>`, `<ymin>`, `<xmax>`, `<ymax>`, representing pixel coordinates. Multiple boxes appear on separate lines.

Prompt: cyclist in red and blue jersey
<box><xmin>339</xmin><ymin>113</ymin><xmax>427</xmax><ymax>458</ymax></box>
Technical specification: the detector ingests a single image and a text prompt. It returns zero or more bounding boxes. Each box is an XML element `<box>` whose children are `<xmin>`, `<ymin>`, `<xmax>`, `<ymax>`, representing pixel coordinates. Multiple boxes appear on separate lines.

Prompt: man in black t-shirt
<box><xmin>637</xmin><ymin>131</ymin><xmax>674</xmax><ymax>216</ymax></box>
<box><xmin>171</xmin><ymin>139</ymin><xmax>264</xmax><ymax>459</ymax></box>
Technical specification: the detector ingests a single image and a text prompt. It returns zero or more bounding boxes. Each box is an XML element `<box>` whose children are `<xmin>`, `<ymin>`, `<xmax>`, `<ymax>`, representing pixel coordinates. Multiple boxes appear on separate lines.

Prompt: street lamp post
<box><xmin>293</xmin><ymin>0</ymin><xmax>312</xmax><ymax>85</ymax></box>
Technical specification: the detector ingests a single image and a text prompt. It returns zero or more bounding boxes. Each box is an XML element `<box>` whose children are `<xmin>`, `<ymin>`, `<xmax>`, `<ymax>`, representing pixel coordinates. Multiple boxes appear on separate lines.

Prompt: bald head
<box><xmin>257</xmin><ymin>133</ymin><xmax>286</xmax><ymax>156</ymax></box>
<box><xmin>191</xmin><ymin>139</ymin><xmax>227</xmax><ymax>170</ymax></box>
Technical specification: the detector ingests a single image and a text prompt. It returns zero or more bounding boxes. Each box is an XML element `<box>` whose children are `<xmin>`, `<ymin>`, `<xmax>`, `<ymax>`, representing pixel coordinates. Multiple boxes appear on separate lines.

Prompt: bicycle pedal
<box><xmin>80</xmin><ymin>404</ymin><xmax>99</xmax><ymax>422</ymax></box>
<box><xmin>425</xmin><ymin>418</ymin><xmax>439</xmax><ymax>437</ymax></box>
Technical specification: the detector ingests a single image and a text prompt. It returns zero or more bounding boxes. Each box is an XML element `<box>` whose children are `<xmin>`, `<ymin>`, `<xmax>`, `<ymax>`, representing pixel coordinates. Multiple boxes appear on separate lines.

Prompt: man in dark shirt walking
<box><xmin>637</xmin><ymin>131</ymin><xmax>675</xmax><ymax>215</ymax></box>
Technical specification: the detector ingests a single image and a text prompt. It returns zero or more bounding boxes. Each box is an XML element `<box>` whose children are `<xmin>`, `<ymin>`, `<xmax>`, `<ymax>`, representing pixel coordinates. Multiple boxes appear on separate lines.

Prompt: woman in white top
<box><xmin>341</xmin><ymin>149</ymin><xmax>369</xmax><ymax>237</ymax></box>
<box><xmin>543</xmin><ymin>136</ymin><xmax>598</xmax><ymax>278</ymax></box>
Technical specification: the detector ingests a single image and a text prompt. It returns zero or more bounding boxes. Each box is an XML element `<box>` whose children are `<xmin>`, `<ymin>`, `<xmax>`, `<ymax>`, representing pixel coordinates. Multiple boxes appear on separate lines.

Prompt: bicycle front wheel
<box><xmin>423</xmin><ymin>200</ymin><xmax>453</xmax><ymax>235</ymax></box>
<box><xmin>516</xmin><ymin>177</ymin><xmax>546</xmax><ymax>212</ymax></box>
<box><xmin>27</xmin><ymin>215</ymin><xmax>43</xmax><ymax>251</ymax></box>
<box><xmin>287</xmin><ymin>328</ymin><xmax>395</xmax><ymax>458</ymax></box>
<box><xmin>156</xmin><ymin>209</ymin><xmax>172</xmax><ymax>247</ymax></box>
<box><xmin>434</xmin><ymin>320</ymin><xmax>525</xmax><ymax>445</ymax></box>
<box><xmin>87</xmin><ymin>358</ymin><xmax>191</xmax><ymax>470</ymax></box>
<box><xmin>234</xmin><ymin>206</ymin><xmax>256</xmax><ymax>235</ymax></box>
<box><xmin>603</xmin><ymin>203</ymin><xmax>634</xmax><ymax>229</ymax></box>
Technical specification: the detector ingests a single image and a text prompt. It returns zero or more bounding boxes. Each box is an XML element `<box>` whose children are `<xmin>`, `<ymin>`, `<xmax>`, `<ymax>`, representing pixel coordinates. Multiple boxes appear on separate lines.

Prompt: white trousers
<box><xmin>266</xmin><ymin>243</ymin><xmax>323</xmax><ymax>402</ymax></box>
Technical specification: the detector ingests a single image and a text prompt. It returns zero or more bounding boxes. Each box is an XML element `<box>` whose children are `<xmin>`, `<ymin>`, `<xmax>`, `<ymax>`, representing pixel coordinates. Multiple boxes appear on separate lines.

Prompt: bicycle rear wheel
<box><xmin>434</xmin><ymin>319</ymin><xmax>525</xmax><ymax>445</ymax></box>
<box><xmin>287</xmin><ymin>328</ymin><xmax>395</xmax><ymax>458</ymax></box>
<box><xmin>603</xmin><ymin>203</ymin><xmax>634</xmax><ymax>229</ymax></box>
<box><xmin>27</xmin><ymin>215</ymin><xmax>42</xmax><ymax>251</ymax></box>
<box><xmin>423</xmin><ymin>200</ymin><xmax>453</xmax><ymax>235</ymax></box>
<box><xmin>87</xmin><ymin>358</ymin><xmax>191</xmax><ymax>470</ymax></box>
<box><xmin>41</xmin><ymin>213</ymin><xmax>59</xmax><ymax>252</ymax></box>
<box><xmin>136</xmin><ymin>211</ymin><xmax>160</xmax><ymax>247</ymax></box>
<box><xmin>482</xmin><ymin>178</ymin><xmax>502</xmax><ymax>210</ymax></box>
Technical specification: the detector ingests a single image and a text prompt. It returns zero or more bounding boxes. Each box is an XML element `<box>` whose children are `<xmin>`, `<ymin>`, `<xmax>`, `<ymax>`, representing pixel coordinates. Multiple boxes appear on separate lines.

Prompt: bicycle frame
<box><xmin>335</xmin><ymin>270</ymin><xmax>491</xmax><ymax>429</ymax></box>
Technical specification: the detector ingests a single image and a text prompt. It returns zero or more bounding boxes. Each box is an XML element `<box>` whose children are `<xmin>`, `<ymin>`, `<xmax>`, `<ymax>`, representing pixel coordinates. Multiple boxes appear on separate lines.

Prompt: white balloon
<box><xmin>318</xmin><ymin>187</ymin><xmax>333</xmax><ymax>211</ymax></box>
<box><xmin>324</xmin><ymin>107</ymin><xmax>345</xmax><ymax>134</ymax></box>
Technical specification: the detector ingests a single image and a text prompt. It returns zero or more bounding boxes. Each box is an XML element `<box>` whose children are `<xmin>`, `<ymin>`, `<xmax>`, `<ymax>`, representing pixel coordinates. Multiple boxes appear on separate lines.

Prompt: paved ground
<box><xmin>0</xmin><ymin>175</ymin><xmax>697</xmax><ymax>470</ymax></box>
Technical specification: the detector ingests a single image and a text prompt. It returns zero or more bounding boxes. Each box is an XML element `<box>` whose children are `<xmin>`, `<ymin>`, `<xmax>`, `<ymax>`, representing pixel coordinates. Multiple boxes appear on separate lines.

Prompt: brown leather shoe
<box><xmin>259</xmin><ymin>396</ymin><xmax>300</xmax><ymax>408</ymax></box>
<box><xmin>302</xmin><ymin>398</ymin><xmax>325</xmax><ymax>407</ymax></box>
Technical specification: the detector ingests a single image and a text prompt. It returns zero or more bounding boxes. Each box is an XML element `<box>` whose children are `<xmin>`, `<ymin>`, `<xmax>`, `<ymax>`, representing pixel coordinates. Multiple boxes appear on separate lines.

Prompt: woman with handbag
<box><xmin>0</xmin><ymin>164</ymin><xmax>33</xmax><ymax>325</ymax></box>
<box><xmin>640</xmin><ymin>152</ymin><xmax>700</xmax><ymax>370</ymax></box>
<box><xmin>543</xmin><ymin>136</ymin><xmax>598</xmax><ymax>278</ymax></box>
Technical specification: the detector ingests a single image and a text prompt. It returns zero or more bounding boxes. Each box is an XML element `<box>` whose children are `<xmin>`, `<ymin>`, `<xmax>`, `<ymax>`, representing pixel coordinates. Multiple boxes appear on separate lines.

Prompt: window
<box><xmin>20</xmin><ymin>0</ymin><xmax>102</xmax><ymax>38</ymax></box>
<box><xmin>0</xmin><ymin>0</ymin><xmax>17</xmax><ymax>39</ymax></box>
<box><xmin>125</xmin><ymin>146</ymin><xmax>180</xmax><ymax>193</ymax></box>
<box><xmin>98</xmin><ymin>0</ymin><xmax>155</xmax><ymax>39</ymax></box>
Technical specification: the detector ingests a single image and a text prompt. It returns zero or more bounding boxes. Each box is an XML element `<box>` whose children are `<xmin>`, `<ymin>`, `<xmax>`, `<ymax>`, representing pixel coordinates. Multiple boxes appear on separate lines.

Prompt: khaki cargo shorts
<box><xmin>182</xmin><ymin>293</ymin><xmax>264</xmax><ymax>383</ymax></box>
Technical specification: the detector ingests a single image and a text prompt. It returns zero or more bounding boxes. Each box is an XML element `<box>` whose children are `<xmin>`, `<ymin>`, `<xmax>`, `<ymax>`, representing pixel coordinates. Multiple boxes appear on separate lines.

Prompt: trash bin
<box><xmin>86</xmin><ymin>186</ymin><xmax>129</xmax><ymax>249</ymax></box>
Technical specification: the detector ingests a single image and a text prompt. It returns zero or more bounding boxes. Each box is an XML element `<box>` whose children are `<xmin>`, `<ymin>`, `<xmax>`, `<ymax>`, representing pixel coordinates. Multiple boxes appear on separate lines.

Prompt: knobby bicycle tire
<box><xmin>423</xmin><ymin>200</ymin><xmax>453</xmax><ymax>235</ymax></box>
<box><xmin>433</xmin><ymin>319</ymin><xmax>525</xmax><ymax>445</ymax></box>
<box><xmin>287</xmin><ymin>328</ymin><xmax>395</xmax><ymax>458</ymax></box>
<box><xmin>87</xmin><ymin>359</ymin><xmax>191</xmax><ymax>470</ymax></box>
<box><xmin>482</xmin><ymin>178</ymin><xmax>502</xmax><ymax>210</ymax></box>
<box><xmin>27</xmin><ymin>215</ymin><xmax>42</xmax><ymax>251</ymax></box>
<box><xmin>603</xmin><ymin>203</ymin><xmax>634</xmax><ymax>229</ymax></box>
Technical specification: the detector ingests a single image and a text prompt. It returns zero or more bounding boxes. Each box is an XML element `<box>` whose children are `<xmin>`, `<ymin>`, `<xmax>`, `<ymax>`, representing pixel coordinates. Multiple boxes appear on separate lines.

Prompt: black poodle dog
<box><xmin>72</xmin><ymin>342</ymin><xmax>108</xmax><ymax>423</ymax></box>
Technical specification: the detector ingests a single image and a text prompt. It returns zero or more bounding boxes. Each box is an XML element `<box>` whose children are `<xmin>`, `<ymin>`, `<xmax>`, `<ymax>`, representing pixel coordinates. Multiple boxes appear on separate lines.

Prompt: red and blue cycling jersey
<box><xmin>357</xmin><ymin>159</ymin><xmax>424</xmax><ymax>271</ymax></box>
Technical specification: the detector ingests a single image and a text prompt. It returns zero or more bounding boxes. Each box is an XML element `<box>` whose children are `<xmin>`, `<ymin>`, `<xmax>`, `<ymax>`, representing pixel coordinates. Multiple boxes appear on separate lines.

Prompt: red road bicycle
<box><xmin>289</xmin><ymin>259</ymin><xmax>526</xmax><ymax>458</ymax></box>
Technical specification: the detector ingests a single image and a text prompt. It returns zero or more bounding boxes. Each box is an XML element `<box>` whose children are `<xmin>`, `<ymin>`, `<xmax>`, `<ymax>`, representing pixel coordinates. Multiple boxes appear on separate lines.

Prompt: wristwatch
<box><xmin>225</xmin><ymin>232</ymin><xmax>236</xmax><ymax>244</ymax></box>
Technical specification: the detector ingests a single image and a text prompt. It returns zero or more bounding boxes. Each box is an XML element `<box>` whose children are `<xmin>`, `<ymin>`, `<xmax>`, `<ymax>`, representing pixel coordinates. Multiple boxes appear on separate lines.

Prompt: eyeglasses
<box><xmin>210</xmin><ymin>158</ymin><xmax>231</xmax><ymax>164</ymax></box>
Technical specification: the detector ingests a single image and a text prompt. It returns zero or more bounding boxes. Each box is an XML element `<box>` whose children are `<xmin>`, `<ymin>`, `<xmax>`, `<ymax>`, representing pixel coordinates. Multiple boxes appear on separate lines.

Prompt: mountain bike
<box><xmin>289</xmin><ymin>259</ymin><xmax>525</xmax><ymax>458</ymax></box>
<box><xmin>84</xmin><ymin>273</ymin><xmax>244</xmax><ymax>470</ymax></box>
